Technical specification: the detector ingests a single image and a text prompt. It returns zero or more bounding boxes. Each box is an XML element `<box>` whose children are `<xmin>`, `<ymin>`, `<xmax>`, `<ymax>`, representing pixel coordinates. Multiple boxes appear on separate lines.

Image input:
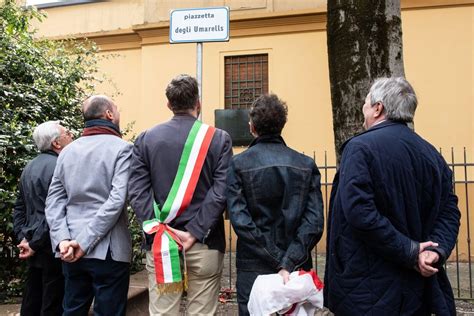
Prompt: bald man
<box><xmin>45</xmin><ymin>95</ymin><xmax>132</xmax><ymax>316</ymax></box>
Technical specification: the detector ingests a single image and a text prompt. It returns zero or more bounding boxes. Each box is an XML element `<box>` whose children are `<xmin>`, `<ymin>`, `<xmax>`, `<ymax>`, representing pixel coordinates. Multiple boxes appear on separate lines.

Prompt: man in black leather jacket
<box><xmin>13</xmin><ymin>121</ymin><xmax>73</xmax><ymax>316</ymax></box>
<box><xmin>227</xmin><ymin>94</ymin><xmax>324</xmax><ymax>315</ymax></box>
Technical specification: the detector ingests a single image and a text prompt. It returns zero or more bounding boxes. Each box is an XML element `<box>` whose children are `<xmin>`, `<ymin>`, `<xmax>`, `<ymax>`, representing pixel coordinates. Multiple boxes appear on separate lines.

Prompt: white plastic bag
<box><xmin>248</xmin><ymin>270</ymin><xmax>324</xmax><ymax>316</ymax></box>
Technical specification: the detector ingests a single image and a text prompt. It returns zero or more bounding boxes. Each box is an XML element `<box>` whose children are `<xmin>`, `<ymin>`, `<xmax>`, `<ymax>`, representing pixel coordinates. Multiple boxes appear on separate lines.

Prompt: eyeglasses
<box><xmin>57</xmin><ymin>130</ymin><xmax>73</xmax><ymax>139</ymax></box>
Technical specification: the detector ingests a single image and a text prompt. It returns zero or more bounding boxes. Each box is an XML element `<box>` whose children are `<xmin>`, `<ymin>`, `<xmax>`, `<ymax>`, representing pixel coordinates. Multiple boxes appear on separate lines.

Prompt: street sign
<box><xmin>170</xmin><ymin>7</ymin><xmax>230</xmax><ymax>43</ymax></box>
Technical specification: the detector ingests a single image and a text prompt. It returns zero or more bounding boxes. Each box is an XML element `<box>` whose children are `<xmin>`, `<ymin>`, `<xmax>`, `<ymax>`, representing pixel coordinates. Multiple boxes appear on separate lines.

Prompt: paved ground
<box><xmin>0</xmin><ymin>304</ymin><xmax>20</xmax><ymax>316</ymax></box>
<box><xmin>1</xmin><ymin>252</ymin><xmax>473</xmax><ymax>315</ymax></box>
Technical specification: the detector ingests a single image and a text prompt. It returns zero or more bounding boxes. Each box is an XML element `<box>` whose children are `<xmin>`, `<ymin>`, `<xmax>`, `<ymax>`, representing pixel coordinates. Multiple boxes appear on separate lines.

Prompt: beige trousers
<box><xmin>146</xmin><ymin>242</ymin><xmax>224</xmax><ymax>316</ymax></box>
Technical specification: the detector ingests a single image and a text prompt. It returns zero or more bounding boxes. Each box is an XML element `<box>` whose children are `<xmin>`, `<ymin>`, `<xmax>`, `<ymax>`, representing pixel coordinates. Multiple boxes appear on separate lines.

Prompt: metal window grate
<box><xmin>224</xmin><ymin>54</ymin><xmax>269</xmax><ymax>109</ymax></box>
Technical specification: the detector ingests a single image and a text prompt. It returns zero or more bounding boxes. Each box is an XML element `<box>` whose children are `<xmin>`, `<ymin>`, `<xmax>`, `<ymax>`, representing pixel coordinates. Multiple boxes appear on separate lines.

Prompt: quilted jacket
<box><xmin>324</xmin><ymin>121</ymin><xmax>460</xmax><ymax>315</ymax></box>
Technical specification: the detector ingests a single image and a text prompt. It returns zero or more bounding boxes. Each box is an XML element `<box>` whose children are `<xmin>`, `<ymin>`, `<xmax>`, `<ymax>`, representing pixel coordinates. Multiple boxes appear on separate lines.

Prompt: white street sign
<box><xmin>170</xmin><ymin>7</ymin><xmax>230</xmax><ymax>43</ymax></box>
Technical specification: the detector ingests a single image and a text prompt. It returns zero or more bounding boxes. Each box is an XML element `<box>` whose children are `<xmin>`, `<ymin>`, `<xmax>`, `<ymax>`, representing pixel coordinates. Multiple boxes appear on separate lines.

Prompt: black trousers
<box><xmin>236</xmin><ymin>268</ymin><xmax>275</xmax><ymax>316</ymax></box>
<box><xmin>62</xmin><ymin>251</ymin><xmax>130</xmax><ymax>316</ymax></box>
<box><xmin>21</xmin><ymin>258</ymin><xmax>64</xmax><ymax>316</ymax></box>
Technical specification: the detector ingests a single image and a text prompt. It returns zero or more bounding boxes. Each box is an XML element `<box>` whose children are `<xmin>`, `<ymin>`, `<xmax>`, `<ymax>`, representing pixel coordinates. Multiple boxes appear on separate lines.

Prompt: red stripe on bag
<box><xmin>284</xmin><ymin>304</ymin><xmax>297</xmax><ymax>315</ymax></box>
<box><xmin>298</xmin><ymin>269</ymin><xmax>324</xmax><ymax>290</ymax></box>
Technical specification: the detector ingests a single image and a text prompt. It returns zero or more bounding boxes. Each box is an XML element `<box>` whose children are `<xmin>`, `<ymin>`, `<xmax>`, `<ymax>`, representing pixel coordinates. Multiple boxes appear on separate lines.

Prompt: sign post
<box><xmin>197</xmin><ymin>42</ymin><xmax>203</xmax><ymax>111</ymax></box>
<box><xmin>170</xmin><ymin>7</ymin><xmax>230</xmax><ymax>120</ymax></box>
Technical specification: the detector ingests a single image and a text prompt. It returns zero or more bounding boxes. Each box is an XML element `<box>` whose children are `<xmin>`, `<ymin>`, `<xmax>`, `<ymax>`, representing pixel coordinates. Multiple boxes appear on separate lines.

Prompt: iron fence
<box><xmin>443</xmin><ymin>147</ymin><xmax>473</xmax><ymax>299</ymax></box>
<box><xmin>223</xmin><ymin>147</ymin><xmax>474</xmax><ymax>300</ymax></box>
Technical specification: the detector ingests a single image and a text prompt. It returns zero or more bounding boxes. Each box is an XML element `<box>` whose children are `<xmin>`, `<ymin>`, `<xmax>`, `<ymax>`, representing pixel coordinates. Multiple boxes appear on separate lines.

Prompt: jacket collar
<box><xmin>42</xmin><ymin>150</ymin><xmax>58</xmax><ymax>157</ymax></box>
<box><xmin>365</xmin><ymin>119</ymin><xmax>405</xmax><ymax>133</ymax></box>
<box><xmin>171</xmin><ymin>113</ymin><xmax>198</xmax><ymax>121</ymax></box>
<box><xmin>83</xmin><ymin>118</ymin><xmax>122</xmax><ymax>136</ymax></box>
<box><xmin>84</xmin><ymin>118</ymin><xmax>120</xmax><ymax>132</ymax></box>
<box><xmin>249</xmin><ymin>134</ymin><xmax>286</xmax><ymax>148</ymax></box>
<box><xmin>339</xmin><ymin>120</ymin><xmax>408</xmax><ymax>154</ymax></box>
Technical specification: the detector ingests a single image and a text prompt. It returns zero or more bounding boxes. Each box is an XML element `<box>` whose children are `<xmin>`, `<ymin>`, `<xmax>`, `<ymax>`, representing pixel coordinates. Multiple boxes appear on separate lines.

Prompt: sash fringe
<box><xmin>155</xmin><ymin>272</ymin><xmax>188</xmax><ymax>294</ymax></box>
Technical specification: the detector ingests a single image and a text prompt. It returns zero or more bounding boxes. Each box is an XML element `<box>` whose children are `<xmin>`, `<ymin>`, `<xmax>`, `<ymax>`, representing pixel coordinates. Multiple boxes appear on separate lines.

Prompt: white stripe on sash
<box><xmin>161</xmin><ymin>234</ymin><xmax>173</xmax><ymax>282</ymax></box>
<box><xmin>164</xmin><ymin>124</ymin><xmax>209</xmax><ymax>223</ymax></box>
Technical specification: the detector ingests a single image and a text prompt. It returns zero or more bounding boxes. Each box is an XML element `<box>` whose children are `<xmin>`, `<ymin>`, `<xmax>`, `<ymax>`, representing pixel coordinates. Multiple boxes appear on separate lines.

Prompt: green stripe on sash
<box><xmin>165</xmin><ymin>231</ymin><xmax>182</xmax><ymax>282</ymax></box>
<box><xmin>154</xmin><ymin>120</ymin><xmax>202</xmax><ymax>222</ymax></box>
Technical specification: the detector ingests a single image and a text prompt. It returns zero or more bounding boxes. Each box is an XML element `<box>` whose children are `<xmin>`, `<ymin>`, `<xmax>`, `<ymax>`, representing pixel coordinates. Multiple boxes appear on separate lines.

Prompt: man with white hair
<box><xmin>324</xmin><ymin>77</ymin><xmax>461</xmax><ymax>315</ymax></box>
<box><xmin>45</xmin><ymin>95</ymin><xmax>132</xmax><ymax>315</ymax></box>
<box><xmin>13</xmin><ymin>121</ymin><xmax>73</xmax><ymax>316</ymax></box>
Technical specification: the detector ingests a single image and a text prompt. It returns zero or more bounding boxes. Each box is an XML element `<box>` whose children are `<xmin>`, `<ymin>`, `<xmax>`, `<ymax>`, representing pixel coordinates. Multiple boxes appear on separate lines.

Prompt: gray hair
<box><xmin>33</xmin><ymin>121</ymin><xmax>61</xmax><ymax>152</ymax></box>
<box><xmin>369</xmin><ymin>77</ymin><xmax>418</xmax><ymax>122</ymax></box>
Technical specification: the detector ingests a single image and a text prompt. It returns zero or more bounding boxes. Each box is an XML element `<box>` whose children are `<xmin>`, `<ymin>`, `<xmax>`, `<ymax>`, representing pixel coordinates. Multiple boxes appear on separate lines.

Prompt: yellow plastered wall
<box><xmin>100</xmin><ymin>31</ymin><xmax>336</xmax><ymax>162</ymax></box>
<box><xmin>138</xmin><ymin>43</ymin><xmax>196</xmax><ymax>131</ymax></box>
<box><xmin>30</xmin><ymin>2</ymin><xmax>473</xmax><ymax>164</ymax></box>
<box><xmin>202</xmin><ymin>31</ymin><xmax>334</xmax><ymax>160</ymax></box>
<box><xmin>86</xmin><ymin>6</ymin><xmax>472</xmax><ymax>168</ymax></box>
<box><xmin>32</xmin><ymin>0</ymin><xmax>145</xmax><ymax>37</ymax></box>
<box><xmin>95</xmin><ymin>49</ymin><xmax>142</xmax><ymax>136</ymax></box>
<box><xmin>29</xmin><ymin>1</ymin><xmax>474</xmax><ymax>257</ymax></box>
<box><xmin>31</xmin><ymin>0</ymin><xmax>327</xmax><ymax>37</ymax></box>
<box><xmin>403</xmin><ymin>6</ymin><xmax>474</xmax><ymax>162</ymax></box>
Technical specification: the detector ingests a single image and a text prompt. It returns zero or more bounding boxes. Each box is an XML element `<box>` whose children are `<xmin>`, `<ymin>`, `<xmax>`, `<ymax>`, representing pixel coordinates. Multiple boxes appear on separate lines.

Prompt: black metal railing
<box><xmin>443</xmin><ymin>147</ymin><xmax>473</xmax><ymax>299</ymax></box>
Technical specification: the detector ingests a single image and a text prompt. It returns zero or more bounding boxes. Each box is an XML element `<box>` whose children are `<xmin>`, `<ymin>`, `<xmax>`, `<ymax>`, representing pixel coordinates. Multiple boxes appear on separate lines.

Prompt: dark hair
<box><xmin>83</xmin><ymin>95</ymin><xmax>114</xmax><ymax>121</ymax></box>
<box><xmin>249</xmin><ymin>94</ymin><xmax>288</xmax><ymax>136</ymax></box>
<box><xmin>165</xmin><ymin>74</ymin><xmax>199</xmax><ymax>113</ymax></box>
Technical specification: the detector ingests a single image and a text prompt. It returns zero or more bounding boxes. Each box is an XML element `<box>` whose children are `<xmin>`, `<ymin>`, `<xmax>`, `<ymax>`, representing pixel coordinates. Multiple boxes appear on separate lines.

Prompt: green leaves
<box><xmin>0</xmin><ymin>2</ymin><xmax>143</xmax><ymax>301</ymax></box>
<box><xmin>0</xmin><ymin>0</ymin><xmax>104</xmax><ymax>300</ymax></box>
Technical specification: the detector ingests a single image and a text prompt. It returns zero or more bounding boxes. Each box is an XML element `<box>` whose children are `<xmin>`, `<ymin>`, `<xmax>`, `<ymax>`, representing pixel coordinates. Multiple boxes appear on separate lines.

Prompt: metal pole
<box><xmin>197</xmin><ymin>42</ymin><xmax>203</xmax><ymax>120</ymax></box>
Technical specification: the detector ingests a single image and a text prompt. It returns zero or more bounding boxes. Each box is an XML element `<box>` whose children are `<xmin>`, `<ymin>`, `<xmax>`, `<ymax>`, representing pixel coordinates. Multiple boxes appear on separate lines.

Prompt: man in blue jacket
<box><xmin>227</xmin><ymin>94</ymin><xmax>324</xmax><ymax>315</ymax></box>
<box><xmin>324</xmin><ymin>77</ymin><xmax>460</xmax><ymax>315</ymax></box>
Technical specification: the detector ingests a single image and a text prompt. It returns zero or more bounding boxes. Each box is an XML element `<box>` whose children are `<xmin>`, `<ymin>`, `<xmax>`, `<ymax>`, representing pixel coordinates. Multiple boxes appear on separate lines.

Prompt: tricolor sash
<box><xmin>142</xmin><ymin>120</ymin><xmax>216</xmax><ymax>293</ymax></box>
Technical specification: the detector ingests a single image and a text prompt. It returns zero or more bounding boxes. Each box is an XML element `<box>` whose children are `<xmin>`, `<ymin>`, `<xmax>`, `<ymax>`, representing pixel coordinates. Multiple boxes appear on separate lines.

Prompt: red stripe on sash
<box><xmin>153</xmin><ymin>225</ymin><xmax>166</xmax><ymax>284</ymax></box>
<box><xmin>176</xmin><ymin>126</ymin><xmax>216</xmax><ymax>217</ymax></box>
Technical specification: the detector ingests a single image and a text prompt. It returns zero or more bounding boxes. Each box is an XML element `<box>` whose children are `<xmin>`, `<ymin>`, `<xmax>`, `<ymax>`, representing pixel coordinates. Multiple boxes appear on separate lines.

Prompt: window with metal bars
<box><xmin>224</xmin><ymin>54</ymin><xmax>269</xmax><ymax>109</ymax></box>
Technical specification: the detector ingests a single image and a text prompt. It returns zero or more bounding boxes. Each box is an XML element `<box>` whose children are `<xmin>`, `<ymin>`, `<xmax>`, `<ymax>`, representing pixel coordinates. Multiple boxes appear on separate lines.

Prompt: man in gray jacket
<box><xmin>45</xmin><ymin>95</ymin><xmax>132</xmax><ymax>316</ymax></box>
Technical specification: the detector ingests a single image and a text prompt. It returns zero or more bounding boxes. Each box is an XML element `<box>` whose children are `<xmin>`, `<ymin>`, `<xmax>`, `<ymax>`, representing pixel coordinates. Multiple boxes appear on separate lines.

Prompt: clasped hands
<box><xmin>17</xmin><ymin>238</ymin><xmax>35</xmax><ymax>260</ymax></box>
<box><xmin>168</xmin><ymin>227</ymin><xmax>197</xmax><ymax>251</ymax></box>
<box><xmin>59</xmin><ymin>240</ymin><xmax>85</xmax><ymax>263</ymax></box>
<box><xmin>276</xmin><ymin>241</ymin><xmax>441</xmax><ymax>284</ymax></box>
<box><xmin>417</xmin><ymin>241</ymin><xmax>441</xmax><ymax>278</ymax></box>
<box><xmin>18</xmin><ymin>238</ymin><xmax>84</xmax><ymax>263</ymax></box>
<box><xmin>57</xmin><ymin>228</ymin><xmax>195</xmax><ymax>262</ymax></box>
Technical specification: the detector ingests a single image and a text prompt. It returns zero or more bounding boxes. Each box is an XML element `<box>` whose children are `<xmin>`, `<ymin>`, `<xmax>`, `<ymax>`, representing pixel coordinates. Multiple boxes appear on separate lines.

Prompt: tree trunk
<box><xmin>327</xmin><ymin>0</ymin><xmax>405</xmax><ymax>162</ymax></box>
